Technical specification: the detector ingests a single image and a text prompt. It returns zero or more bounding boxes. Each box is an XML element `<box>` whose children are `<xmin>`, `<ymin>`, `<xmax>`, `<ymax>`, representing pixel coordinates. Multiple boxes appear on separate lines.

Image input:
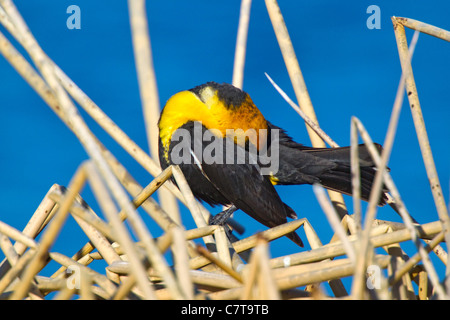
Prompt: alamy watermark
<box><xmin>366</xmin><ymin>5</ymin><xmax>381</xmax><ymax>30</ymax></box>
<box><xmin>67</xmin><ymin>5</ymin><xmax>81</xmax><ymax>30</ymax></box>
<box><xmin>169</xmin><ymin>121</ymin><xmax>280</xmax><ymax>176</ymax></box>
<box><xmin>66</xmin><ymin>264</ymin><xmax>81</xmax><ymax>290</ymax></box>
<box><xmin>366</xmin><ymin>264</ymin><xmax>381</xmax><ymax>290</ymax></box>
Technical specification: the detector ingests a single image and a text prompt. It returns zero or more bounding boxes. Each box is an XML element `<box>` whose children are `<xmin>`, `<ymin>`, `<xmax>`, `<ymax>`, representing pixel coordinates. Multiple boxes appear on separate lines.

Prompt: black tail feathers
<box><xmin>304</xmin><ymin>144</ymin><xmax>388</xmax><ymax>205</ymax></box>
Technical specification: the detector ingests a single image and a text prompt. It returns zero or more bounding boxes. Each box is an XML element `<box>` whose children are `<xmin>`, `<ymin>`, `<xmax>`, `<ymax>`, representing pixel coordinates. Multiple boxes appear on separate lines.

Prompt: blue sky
<box><xmin>0</xmin><ymin>1</ymin><xmax>449</xmax><ymax>289</ymax></box>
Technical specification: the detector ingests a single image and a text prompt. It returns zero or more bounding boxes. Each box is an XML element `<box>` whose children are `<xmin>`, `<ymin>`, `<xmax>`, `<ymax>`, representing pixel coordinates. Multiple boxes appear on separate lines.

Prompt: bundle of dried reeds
<box><xmin>0</xmin><ymin>0</ymin><xmax>448</xmax><ymax>300</ymax></box>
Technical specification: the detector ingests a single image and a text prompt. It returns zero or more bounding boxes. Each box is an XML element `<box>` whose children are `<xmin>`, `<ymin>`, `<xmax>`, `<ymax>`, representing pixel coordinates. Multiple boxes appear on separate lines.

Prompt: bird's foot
<box><xmin>209</xmin><ymin>205</ymin><xmax>238</xmax><ymax>226</ymax></box>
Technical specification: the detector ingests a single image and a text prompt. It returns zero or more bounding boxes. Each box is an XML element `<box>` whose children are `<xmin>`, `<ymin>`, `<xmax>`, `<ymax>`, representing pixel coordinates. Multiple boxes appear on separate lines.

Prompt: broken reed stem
<box><xmin>392</xmin><ymin>17</ymin><xmax>450</xmax><ymax>295</ymax></box>
<box><xmin>232</xmin><ymin>0</ymin><xmax>252</xmax><ymax>89</ymax></box>
<box><xmin>127</xmin><ymin>0</ymin><xmax>180</xmax><ymax>221</ymax></box>
<box><xmin>395</xmin><ymin>17</ymin><xmax>450</xmax><ymax>42</ymax></box>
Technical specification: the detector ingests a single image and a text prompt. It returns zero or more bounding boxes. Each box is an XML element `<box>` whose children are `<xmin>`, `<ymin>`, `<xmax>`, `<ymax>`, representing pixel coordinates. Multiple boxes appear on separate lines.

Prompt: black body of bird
<box><xmin>158</xmin><ymin>82</ymin><xmax>387</xmax><ymax>247</ymax></box>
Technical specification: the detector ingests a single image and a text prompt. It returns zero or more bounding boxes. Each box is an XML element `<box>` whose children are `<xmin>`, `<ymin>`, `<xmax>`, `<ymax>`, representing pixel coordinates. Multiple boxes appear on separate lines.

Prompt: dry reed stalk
<box><xmin>214</xmin><ymin>226</ymin><xmax>232</xmax><ymax>267</ymax></box>
<box><xmin>351</xmin><ymin>30</ymin><xmax>421</xmax><ymax>299</ymax></box>
<box><xmin>313</xmin><ymin>185</ymin><xmax>356</xmax><ymax>264</ymax></box>
<box><xmin>395</xmin><ymin>17</ymin><xmax>450</xmax><ymax>42</ymax></box>
<box><xmin>295</xmin><ymin>217</ymin><xmax>349</xmax><ymax>297</ymax></box>
<box><xmin>51</xmin><ymin>284</ymin><xmax>76</xmax><ymax>301</ymax></box>
<box><xmin>255</xmin><ymin>237</ymin><xmax>280</xmax><ymax>299</ymax></box>
<box><xmin>392</xmin><ymin>17</ymin><xmax>450</xmax><ymax>285</ymax></box>
<box><xmin>265</xmin><ymin>73</ymin><xmax>338</xmax><ymax>148</ymax></box>
<box><xmin>0</xmin><ymin>234</ymin><xmax>17</xmax><ymax>268</ymax></box>
<box><xmin>1</xmin><ymin>3</ymin><xmax>171</xmax><ymax>297</ymax></box>
<box><xmin>110</xmin><ymin>161</ymin><xmax>177</xmax><ymax>230</ymax></box>
<box><xmin>89</xmin><ymin>161</ymin><xmax>188</xmax><ymax>300</ymax></box>
<box><xmin>0</xmin><ymin>234</ymin><xmax>44</xmax><ymax>300</ymax></box>
<box><xmin>0</xmin><ymin>222</ymin><xmax>38</xmax><ymax>252</ymax></box>
<box><xmin>240</xmin><ymin>246</ymin><xmax>259</xmax><ymax>299</ymax></box>
<box><xmin>0</xmin><ymin>0</ymin><xmax>448</xmax><ymax>300</ymax></box>
<box><xmin>48</xmin><ymin>191</ymin><xmax>115</xmax><ymax>241</ymax></box>
<box><xmin>232</xmin><ymin>0</ymin><xmax>252</xmax><ymax>89</ymax></box>
<box><xmin>10</xmin><ymin>185</ymin><xmax>58</xmax><ymax>256</ymax></box>
<box><xmin>50</xmin><ymin>165</ymin><xmax>178</xmax><ymax>280</ymax></box>
<box><xmin>83</xmin><ymin>161</ymin><xmax>157</xmax><ymax>299</ymax></box>
<box><xmin>270</xmin><ymin>220</ymin><xmax>442</xmax><ymax>269</ymax></box>
<box><xmin>189</xmin><ymin>269</ymin><xmax>241</xmax><ymax>290</ymax></box>
<box><xmin>127</xmin><ymin>0</ymin><xmax>180</xmax><ymax>220</ymax></box>
<box><xmin>264</xmin><ymin>0</ymin><xmax>348</xmax><ymax>218</ymax></box>
<box><xmin>196</xmin><ymin>245</ymin><xmax>243</xmax><ymax>283</ymax></box>
<box><xmin>264</xmin><ymin>0</ymin><xmax>320</xmax><ymax>146</ymax></box>
<box><xmin>351</xmin><ymin>116</ymin><xmax>445</xmax><ymax>298</ymax></box>
<box><xmin>0</xmin><ymin>249</ymin><xmax>35</xmax><ymax>296</ymax></box>
<box><xmin>210</xmin><ymin>255</ymin><xmax>391</xmax><ymax>300</ymax></box>
<box><xmin>301</xmin><ymin>219</ymin><xmax>322</xmax><ymax>250</ymax></box>
<box><xmin>277</xmin><ymin>255</ymin><xmax>391</xmax><ymax>292</ymax></box>
<box><xmin>1</xmin><ymin>0</ymin><xmax>161</xmax><ymax>257</ymax></box>
<box><xmin>188</xmin><ymin>218</ymin><xmax>305</xmax><ymax>270</ymax></box>
<box><xmin>171</xmin><ymin>166</ymin><xmax>217</xmax><ymax>247</ymax></box>
<box><xmin>171</xmin><ymin>227</ymin><xmax>194</xmax><ymax>299</ymax></box>
<box><xmin>236</xmin><ymin>219</ymin><xmax>306</xmax><ymax>253</ymax></box>
<box><xmin>350</xmin><ymin>124</ymin><xmax>362</xmax><ymax>231</ymax></box>
<box><xmin>351</xmin><ymin>117</ymin><xmax>447</xmax><ymax>262</ymax></box>
<box><xmin>418</xmin><ymin>270</ymin><xmax>429</xmax><ymax>300</ymax></box>
<box><xmin>172</xmin><ymin>166</ymin><xmax>209</xmax><ymax>227</ymax></box>
<box><xmin>48</xmin><ymin>252</ymin><xmax>117</xmax><ymax>298</ymax></box>
<box><xmin>390</xmin><ymin>230</ymin><xmax>445</xmax><ymax>288</ymax></box>
<box><xmin>9</xmin><ymin>163</ymin><xmax>87</xmax><ymax>299</ymax></box>
<box><xmin>1</xmin><ymin>1</ymin><xmax>168</xmax><ymax>190</ymax></box>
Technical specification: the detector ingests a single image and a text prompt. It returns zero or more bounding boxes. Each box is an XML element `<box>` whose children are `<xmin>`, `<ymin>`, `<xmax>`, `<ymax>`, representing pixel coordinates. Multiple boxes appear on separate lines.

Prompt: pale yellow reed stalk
<box><xmin>10</xmin><ymin>163</ymin><xmax>87</xmax><ymax>299</ymax></box>
<box><xmin>232</xmin><ymin>0</ymin><xmax>252</xmax><ymax>89</ymax></box>
<box><xmin>49</xmin><ymin>252</ymin><xmax>117</xmax><ymax>298</ymax></box>
<box><xmin>392</xmin><ymin>17</ymin><xmax>450</xmax><ymax>286</ymax></box>
<box><xmin>127</xmin><ymin>0</ymin><xmax>180</xmax><ymax>220</ymax></box>
<box><xmin>313</xmin><ymin>185</ymin><xmax>356</xmax><ymax>264</ymax></box>
<box><xmin>396</xmin><ymin>17</ymin><xmax>450</xmax><ymax>42</ymax></box>
<box><xmin>270</xmin><ymin>220</ymin><xmax>442</xmax><ymax>269</ymax></box>
<box><xmin>264</xmin><ymin>0</ymin><xmax>348</xmax><ymax>218</ymax></box>
<box><xmin>351</xmin><ymin>30</ymin><xmax>423</xmax><ymax>299</ymax></box>
<box><xmin>196</xmin><ymin>245</ymin><xmax>243</xmax><ymax>283</ymax></box>
<box><xmin>171</xmin><ymin>227</ymin><xmax>194</xmax><ymax>299</ymax></box>
<box><xmin>84</xmin><ymin>161</ymin><xmax>157</xmax><ymax>299</ymax></box>
<box><xmin>0</xmin><ymin>221</ymin><xmax>38</xmax><ymax>251</ymax></box>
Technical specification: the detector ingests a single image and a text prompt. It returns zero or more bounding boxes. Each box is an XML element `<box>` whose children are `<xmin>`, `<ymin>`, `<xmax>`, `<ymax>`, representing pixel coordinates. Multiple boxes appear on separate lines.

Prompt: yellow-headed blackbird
<box><xmin>158</xmin><ymin>82</ymin><xmax>386</xmax><ymax>247</ymax></box>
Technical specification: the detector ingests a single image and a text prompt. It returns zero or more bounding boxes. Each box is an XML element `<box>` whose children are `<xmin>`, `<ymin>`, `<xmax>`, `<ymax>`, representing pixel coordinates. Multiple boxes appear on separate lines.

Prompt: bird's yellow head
<box><xmin>158</xmin><ymin>82</ymin><xmax>269</xmax><ymax>160</ymax></box>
